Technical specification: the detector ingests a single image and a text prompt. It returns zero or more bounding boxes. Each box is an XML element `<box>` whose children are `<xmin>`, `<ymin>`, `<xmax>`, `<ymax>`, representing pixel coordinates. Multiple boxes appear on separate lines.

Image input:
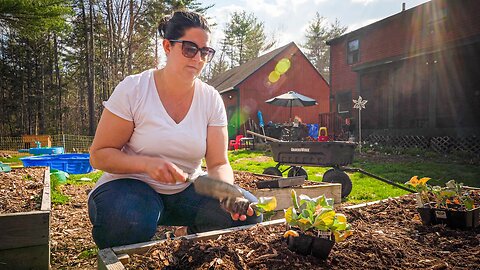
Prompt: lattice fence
<box><xmin>0</xmin><ymin>134</ymin><xmax>94</xmax><ymax>153</ymax></box>
<box><xmin>366</xmin><ymin>135</ymin><xmax>480</xmax><ymax>155</ymax></box>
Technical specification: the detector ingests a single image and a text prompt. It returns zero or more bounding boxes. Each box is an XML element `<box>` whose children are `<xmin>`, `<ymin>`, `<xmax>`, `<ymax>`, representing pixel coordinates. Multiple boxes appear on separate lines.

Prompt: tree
<box><xmin>0</xmin><ymin>0</ymin><xmax>71</xmax><ymax>37</ymax></box>
<box><xmin>221</xmin><ymin>11</ymin><xmax>275</xmax><ymax>68</ymax></box>
<box><xmin>303</xmin><ymin>12</ymin><xmax>347</xmax><ymax>81</ymax></box>
<box><xmin>0</xmin><ymin>0</ymin><xmax>213</xmax><ymax>136</ymax></box>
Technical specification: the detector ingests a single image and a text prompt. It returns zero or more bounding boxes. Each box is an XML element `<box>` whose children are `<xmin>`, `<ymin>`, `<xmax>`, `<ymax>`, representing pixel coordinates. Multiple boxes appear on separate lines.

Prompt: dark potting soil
<box><xmin>127</xmin><ymin>195</ymin><xmax>480</xmax><ymax>269</ymax></box>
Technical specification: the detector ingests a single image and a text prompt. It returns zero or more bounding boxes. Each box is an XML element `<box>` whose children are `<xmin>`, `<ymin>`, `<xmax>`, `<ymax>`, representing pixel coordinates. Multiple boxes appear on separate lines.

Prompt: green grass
<box><xmin>0</xmin><ymin>153</ymin><xmax>30</xmax><ymax>166</ymax></box>
<box><xmin>78</xmin><ymin>247</ymin><xmax>98</xmax><ymax>259</ymax></box>
<box><xmin>50</xmin><ymin>173</ymin><xmax>70</xmax><ymax>205</ymax></box>
<box><xmin>347</xmin><ymin>172</ymin><xmax>410</xmax><ymax>203</ymax></box>
<box><xmin>67</xmin><ymin>170</ymin><xmax>103</xmax><ymax>184</ymax></box>
<box><xmin>49</xmin><ymin>170</ymin><xmax>103</xmax><ymax>205</ymax></box>
<box><xmin>354</xmin><ymin>158</ymin><xmax>480</xmax><ymax>188</ymax></box>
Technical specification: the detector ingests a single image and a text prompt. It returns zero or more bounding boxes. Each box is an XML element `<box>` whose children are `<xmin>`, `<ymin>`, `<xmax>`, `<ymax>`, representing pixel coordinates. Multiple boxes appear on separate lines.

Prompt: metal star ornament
<box><xmin>353</xmin><ymin>96</ymin><xmax>368</xmax><ymax>154</ymax></box>
<box><xmin>353</xmin><ymin>96</ymin><xmax>368</xmax><ymax>110</ymax></box>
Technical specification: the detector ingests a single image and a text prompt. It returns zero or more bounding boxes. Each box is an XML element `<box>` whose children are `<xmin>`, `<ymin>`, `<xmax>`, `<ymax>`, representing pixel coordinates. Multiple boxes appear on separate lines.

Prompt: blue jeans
<box><xmin>88</xmin><ymin>178</ymin><xmax>262</xmax><ymax>249</ymax></box>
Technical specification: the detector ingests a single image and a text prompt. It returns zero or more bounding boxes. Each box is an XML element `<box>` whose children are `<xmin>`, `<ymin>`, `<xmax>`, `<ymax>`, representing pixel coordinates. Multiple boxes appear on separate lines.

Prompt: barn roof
<box><xmin>207</xmin><ymin>42</ymin><xmax>295</xmax><ymax>93</ymax></box>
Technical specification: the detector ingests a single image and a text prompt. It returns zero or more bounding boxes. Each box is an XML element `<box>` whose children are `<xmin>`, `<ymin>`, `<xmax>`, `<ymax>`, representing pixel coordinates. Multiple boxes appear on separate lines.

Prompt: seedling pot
<box><xmin>286</xmin><ymin>230</ymin><xmax>334</xmax><ymax>259</ymax></box>
<box><xmin>417</xmin><ymin>204</ymin><xmax>480</xmax><ymax>229</ymax></box>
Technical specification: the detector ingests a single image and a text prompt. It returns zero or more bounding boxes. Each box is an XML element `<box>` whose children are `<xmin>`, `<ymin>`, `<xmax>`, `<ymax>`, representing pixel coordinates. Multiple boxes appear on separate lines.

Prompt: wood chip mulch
<box><xmin>127</xmin><ymin>195</ymin><xmax>480</xmax><ymax>270</ymax></box>
<box><xmin>0</xmin><ymin>167</ymin><xmax>45</xmax><ymax>214</ymax></box>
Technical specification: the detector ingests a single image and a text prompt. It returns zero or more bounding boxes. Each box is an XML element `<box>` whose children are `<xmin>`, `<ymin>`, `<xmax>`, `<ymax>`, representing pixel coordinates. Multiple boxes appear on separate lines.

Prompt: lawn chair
<box><xmin>229</xmin><ymin>135</ymin><xmax>244</xmax><ymax>150</ymax></box>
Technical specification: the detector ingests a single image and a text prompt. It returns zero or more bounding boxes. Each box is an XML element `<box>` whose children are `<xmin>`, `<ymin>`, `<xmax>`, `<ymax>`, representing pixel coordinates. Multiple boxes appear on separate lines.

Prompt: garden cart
<box><xmin>247</xmin><ymin>130</ymin><xmax>355</xmax><ymax>197</ymax></box>
<box><xmin>247</xmin><ymin>130</ymin><xmax>415</xmax><ymax>198</ymax></box>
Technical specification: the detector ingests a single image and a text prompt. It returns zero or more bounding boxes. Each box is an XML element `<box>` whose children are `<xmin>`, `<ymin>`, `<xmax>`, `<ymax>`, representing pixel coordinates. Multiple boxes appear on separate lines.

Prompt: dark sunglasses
<box><xmin>169</xmin><ymin>40</ymin><xmax>216</xmax><ymax>63</ymax></box>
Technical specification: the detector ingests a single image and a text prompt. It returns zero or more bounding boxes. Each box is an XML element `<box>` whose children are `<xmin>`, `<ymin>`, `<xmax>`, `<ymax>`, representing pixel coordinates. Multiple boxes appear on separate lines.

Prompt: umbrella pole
<box><xmin>289</xmin><ymin>103</ymin><xmax>293</xmax><ymax>141</ymax></box>
<box><xmin>289</xmin><ymin>103</ymin><xmax>292</xmax><ymax>122</ymax></box>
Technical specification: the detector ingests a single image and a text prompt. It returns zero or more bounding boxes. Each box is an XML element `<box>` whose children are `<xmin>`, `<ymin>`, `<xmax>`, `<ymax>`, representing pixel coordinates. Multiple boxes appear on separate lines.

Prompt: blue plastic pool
<box><xmin>21</xmin><ymin>153</ymin><xmax>93</xmax><ymax>174</ymax></box>
<box><xmin>29</xmin><ymin>147</ymin><xmax>64</xmax><ymax>155</ymax></box>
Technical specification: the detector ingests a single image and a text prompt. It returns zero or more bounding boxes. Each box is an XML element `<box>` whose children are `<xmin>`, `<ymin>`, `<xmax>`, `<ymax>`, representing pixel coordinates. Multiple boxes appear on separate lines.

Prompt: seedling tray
<box><xmin>417</xmin><ymin>204</ymin><xmax>480</xmax><ymax>229</ymax></box>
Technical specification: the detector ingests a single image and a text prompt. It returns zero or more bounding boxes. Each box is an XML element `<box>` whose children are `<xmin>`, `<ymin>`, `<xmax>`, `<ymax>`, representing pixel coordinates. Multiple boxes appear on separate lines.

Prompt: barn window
<box><xmin>347</xmin><ymin>39</ymin><xmax>359</xmax><ymax>64</ymax></box>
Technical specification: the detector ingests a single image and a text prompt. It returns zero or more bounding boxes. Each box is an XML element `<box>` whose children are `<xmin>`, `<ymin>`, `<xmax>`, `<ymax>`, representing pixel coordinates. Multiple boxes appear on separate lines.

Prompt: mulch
<box><xmin>1</xmin><ymin>168</ymin><xmax>479</xmax><ymax>269</ymax></box>
<box><xmin>0</xmin><ymin>167</ymin><xmax>45</xmax><ymax>214</ymax></box>
<box><xmin>127</xmin><ymin>195</ymin><xmax>480</xmax><ymax>270</ymax></box>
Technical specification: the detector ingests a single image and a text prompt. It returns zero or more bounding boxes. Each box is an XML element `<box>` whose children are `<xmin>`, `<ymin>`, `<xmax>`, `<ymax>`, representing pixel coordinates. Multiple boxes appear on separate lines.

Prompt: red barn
<box><xmin>208</xmin><ymin>42</ymin><xmax>330</xmax><ymax>138</ymax></box>
<box><xmin>327</xmin><ymin>0</ymin><xmax>480</xmax><ymax>138</ymax></box>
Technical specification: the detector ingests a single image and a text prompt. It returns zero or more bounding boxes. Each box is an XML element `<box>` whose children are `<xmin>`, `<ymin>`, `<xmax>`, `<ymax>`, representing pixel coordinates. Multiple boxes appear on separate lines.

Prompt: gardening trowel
<box><xmin>187</xmin><ymin>175</ymin><xmax>244</xmax><ymax>200</ymax></box>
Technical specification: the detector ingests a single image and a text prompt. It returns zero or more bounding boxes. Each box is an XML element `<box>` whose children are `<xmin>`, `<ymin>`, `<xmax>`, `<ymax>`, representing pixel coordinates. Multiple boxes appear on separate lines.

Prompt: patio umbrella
<box><xmin>265</xmin><ymin>91</ymin><xmax>318</xmax><ymax>121</ymax></box>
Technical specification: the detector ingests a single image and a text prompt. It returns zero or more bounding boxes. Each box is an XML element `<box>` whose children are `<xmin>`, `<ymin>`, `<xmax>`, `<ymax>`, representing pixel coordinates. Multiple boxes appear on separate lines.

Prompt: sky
<box><xmin>200</xmin><ymin>0</ymin><xmax>430</xmax><ymax>51</ymax></box>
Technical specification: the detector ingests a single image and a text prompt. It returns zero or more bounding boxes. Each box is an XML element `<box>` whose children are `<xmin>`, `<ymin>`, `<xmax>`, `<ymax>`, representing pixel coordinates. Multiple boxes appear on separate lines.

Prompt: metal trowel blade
<box><xmin>190</xmin><ymin>175</ymin><xmax>243</xmax><ymax>200</ymax></box>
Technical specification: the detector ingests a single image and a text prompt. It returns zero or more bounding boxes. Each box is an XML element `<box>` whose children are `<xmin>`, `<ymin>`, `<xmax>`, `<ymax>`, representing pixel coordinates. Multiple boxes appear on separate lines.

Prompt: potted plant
<box><xmin>406</xmin><ymin>176</ymin><xmax>480</xmax><ymax>229</ymax></box>
<box><xmin>283</xmin><ymin>190</ymin><xmax>352</xmax><ymax>259</ymax></box>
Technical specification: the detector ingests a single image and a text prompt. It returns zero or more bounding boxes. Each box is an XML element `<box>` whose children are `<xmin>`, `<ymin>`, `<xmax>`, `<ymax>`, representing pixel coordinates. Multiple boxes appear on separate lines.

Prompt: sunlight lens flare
<box><xmin>275</xmin><ymin>58</ymin><xmax>291</xmax><ymax>74</ymax></box>
<box><xmin>268</xmin><ymin>71</ymin><xmax>281</xmax><ymax>83</ymax></box>
<box><xmin>268</xmin><ymin>58</ymin><xmax>292</xmax><ymax>83</ymax></box>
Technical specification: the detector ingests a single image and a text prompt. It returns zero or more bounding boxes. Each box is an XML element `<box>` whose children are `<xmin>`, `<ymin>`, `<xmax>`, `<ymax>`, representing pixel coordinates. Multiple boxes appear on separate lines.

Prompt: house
<box><xmin>208</xmin><ymin>42</ymin><xmax>330</xmax><ymax>138</ymax></box>
<box><xmin>327</xmin><ymin>0</ymin><xmax>480</xmax><ymax>138</ymax></box>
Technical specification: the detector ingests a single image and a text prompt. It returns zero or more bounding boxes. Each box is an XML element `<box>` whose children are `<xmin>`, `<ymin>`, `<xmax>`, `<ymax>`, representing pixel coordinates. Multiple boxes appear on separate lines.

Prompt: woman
<box><xmin>88</xmin><ymin>10</ymin><xmax>261</xmax><ymax>249</ymax></box>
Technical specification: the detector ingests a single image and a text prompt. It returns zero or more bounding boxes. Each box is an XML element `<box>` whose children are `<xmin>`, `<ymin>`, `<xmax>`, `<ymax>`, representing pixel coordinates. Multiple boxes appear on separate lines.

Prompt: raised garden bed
<box><xmin>98</xmin><ymin>195</ymin><xmax>480</xmax><ymax>269</ymax></box>
<box><xmin>0</xmin><ymin>167</ymin><xmax>51</xmax><ymax>269</ymax></box>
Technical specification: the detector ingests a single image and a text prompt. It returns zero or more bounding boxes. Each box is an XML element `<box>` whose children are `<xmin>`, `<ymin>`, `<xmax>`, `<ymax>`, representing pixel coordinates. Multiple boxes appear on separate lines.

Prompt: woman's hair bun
<box><xmin>157</xmin><ymin>14</ymin><xmax>172</xmax><ymax>39</ymax></box>
<box><xmin>157</xmin><ymin>10</ymin><xmax>210</xmax><ymax>40</ymax></box>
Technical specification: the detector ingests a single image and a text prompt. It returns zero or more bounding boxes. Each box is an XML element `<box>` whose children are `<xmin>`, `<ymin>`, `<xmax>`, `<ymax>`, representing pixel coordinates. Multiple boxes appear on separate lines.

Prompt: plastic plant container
<box><xmin>21</xmin><ymin>153</ymin><xmax>93</xmax><ymax>174</ymax></box>
<box><xmin>417</xmin><ymin>203</ymin><xmax>480</xmax><ymax>229</ymax></box>
<box><xmin>50</xmin><ymin>169</ymin><xmax>69</xmax><ymax>183</ymax></box>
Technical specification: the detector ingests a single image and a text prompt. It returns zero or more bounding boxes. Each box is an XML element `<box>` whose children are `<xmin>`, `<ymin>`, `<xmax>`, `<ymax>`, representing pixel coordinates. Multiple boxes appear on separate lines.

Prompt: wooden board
<box><xmin>98</xmin><ymin>248</ymin><xmax>124</xmax><ymax>270</ymax></box>
<box><xmin>251</xmin><ymin>183</ymin><xmax>342</xmax><ymax>211</ymax></box>
<box><xmin>41</xmin><ymin>169</ymin><xmax>51</xmax><ymax>211</ymax></box>
<box><xmin>0</xmin><ymin>211</ymin><xmax>49</xmax><ymax>250</ymax></box>
<box><xmin>0</xmin><ymin>244</ymin><xmax>50</xmax><ymax>270</ymax></box>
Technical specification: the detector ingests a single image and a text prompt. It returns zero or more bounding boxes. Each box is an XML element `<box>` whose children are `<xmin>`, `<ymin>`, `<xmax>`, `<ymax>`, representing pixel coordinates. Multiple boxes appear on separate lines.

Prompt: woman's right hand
<box><xmin>144</xmin><ymin>157</ymin><xmax>188</xmax><ymax>184</ymax></box>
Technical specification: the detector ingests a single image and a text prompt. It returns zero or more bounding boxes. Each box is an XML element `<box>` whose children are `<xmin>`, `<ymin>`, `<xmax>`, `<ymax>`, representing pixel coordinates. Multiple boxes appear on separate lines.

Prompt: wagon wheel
<box><xmin>263</xmin><ymin>167</ymin><xmax>282</xmax><ymax>176</ymax></box>
<box><xmin>322</xmin><ymin>168</ymin><xmax>352</xmax><ymax>198</ymax></box>
<box><xmin>287</xmin><ymin>166</ymin><xmax>308</xmax><ymax>180</ymax></box>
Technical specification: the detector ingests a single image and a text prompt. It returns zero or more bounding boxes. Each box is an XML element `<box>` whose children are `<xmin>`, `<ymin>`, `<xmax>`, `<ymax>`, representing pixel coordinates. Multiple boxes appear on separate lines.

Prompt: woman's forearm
<box><xmin>90</xmin><ymin>148</ymin><xmax>149</xmax><ymax>174</ymax></box>
<box><xmin>206</xmin><ymin>163</ymin><xmax>234</xmax><ymax>184</ymax></box>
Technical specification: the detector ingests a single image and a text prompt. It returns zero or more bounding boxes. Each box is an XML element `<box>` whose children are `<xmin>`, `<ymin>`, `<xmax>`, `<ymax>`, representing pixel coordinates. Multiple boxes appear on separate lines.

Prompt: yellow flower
<box><xmin>406</xmin><ymin>176</ymin><xmax>430</xmax><ymax>187</ymax></box>
<box><xmin>283</xmin><ymin>230</ymin><xmax>299</xmax><ymax>238</ymax></box>
<box><xmin>418</xmin><ymin>177</ymin><xmax>431</xmax><ymax>185</ymax></box>
<box><xmin>407</xmin><ymin>176</ymin><xmax>420</xmax><ymax>187</ymax></box>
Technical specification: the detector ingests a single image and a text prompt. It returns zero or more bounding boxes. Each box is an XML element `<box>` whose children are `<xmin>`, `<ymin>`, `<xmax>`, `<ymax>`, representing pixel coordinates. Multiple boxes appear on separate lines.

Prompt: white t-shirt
<box><xmin>90</xmin><ymin>69</ymin><xmax>228</xmax><ymax>195</ymax></box>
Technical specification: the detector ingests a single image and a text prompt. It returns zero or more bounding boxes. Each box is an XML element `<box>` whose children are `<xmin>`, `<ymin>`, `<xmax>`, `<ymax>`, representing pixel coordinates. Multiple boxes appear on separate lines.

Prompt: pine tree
<box><xmin>303</xmin><ymin>12</ymin><xmax>347</xmax><ymax>82</ymax></box>
<box><xmin>221</xmin><ymin>11</ymin><xmax>275</xmax><ymax>68</ymax></box>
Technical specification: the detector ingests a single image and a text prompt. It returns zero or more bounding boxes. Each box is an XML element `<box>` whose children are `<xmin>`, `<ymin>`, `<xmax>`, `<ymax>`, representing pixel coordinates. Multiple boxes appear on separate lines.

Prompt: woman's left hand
<box><xmin>220</xmin><ymin>197</ymin><xmax>254</xmax><ymax>221</ymax></box>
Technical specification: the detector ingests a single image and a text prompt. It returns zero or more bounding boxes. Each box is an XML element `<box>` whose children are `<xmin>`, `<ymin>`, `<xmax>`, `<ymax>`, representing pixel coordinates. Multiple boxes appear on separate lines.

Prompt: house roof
<box><xmin>207</xmin><ymin>42</ymin><xmax>295</xmax><ymax>93</ymax></box>
<box><xmin>326</xmin><ymin>1</ymin><xmax>427</xmax><ymax>46</ymax></box>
